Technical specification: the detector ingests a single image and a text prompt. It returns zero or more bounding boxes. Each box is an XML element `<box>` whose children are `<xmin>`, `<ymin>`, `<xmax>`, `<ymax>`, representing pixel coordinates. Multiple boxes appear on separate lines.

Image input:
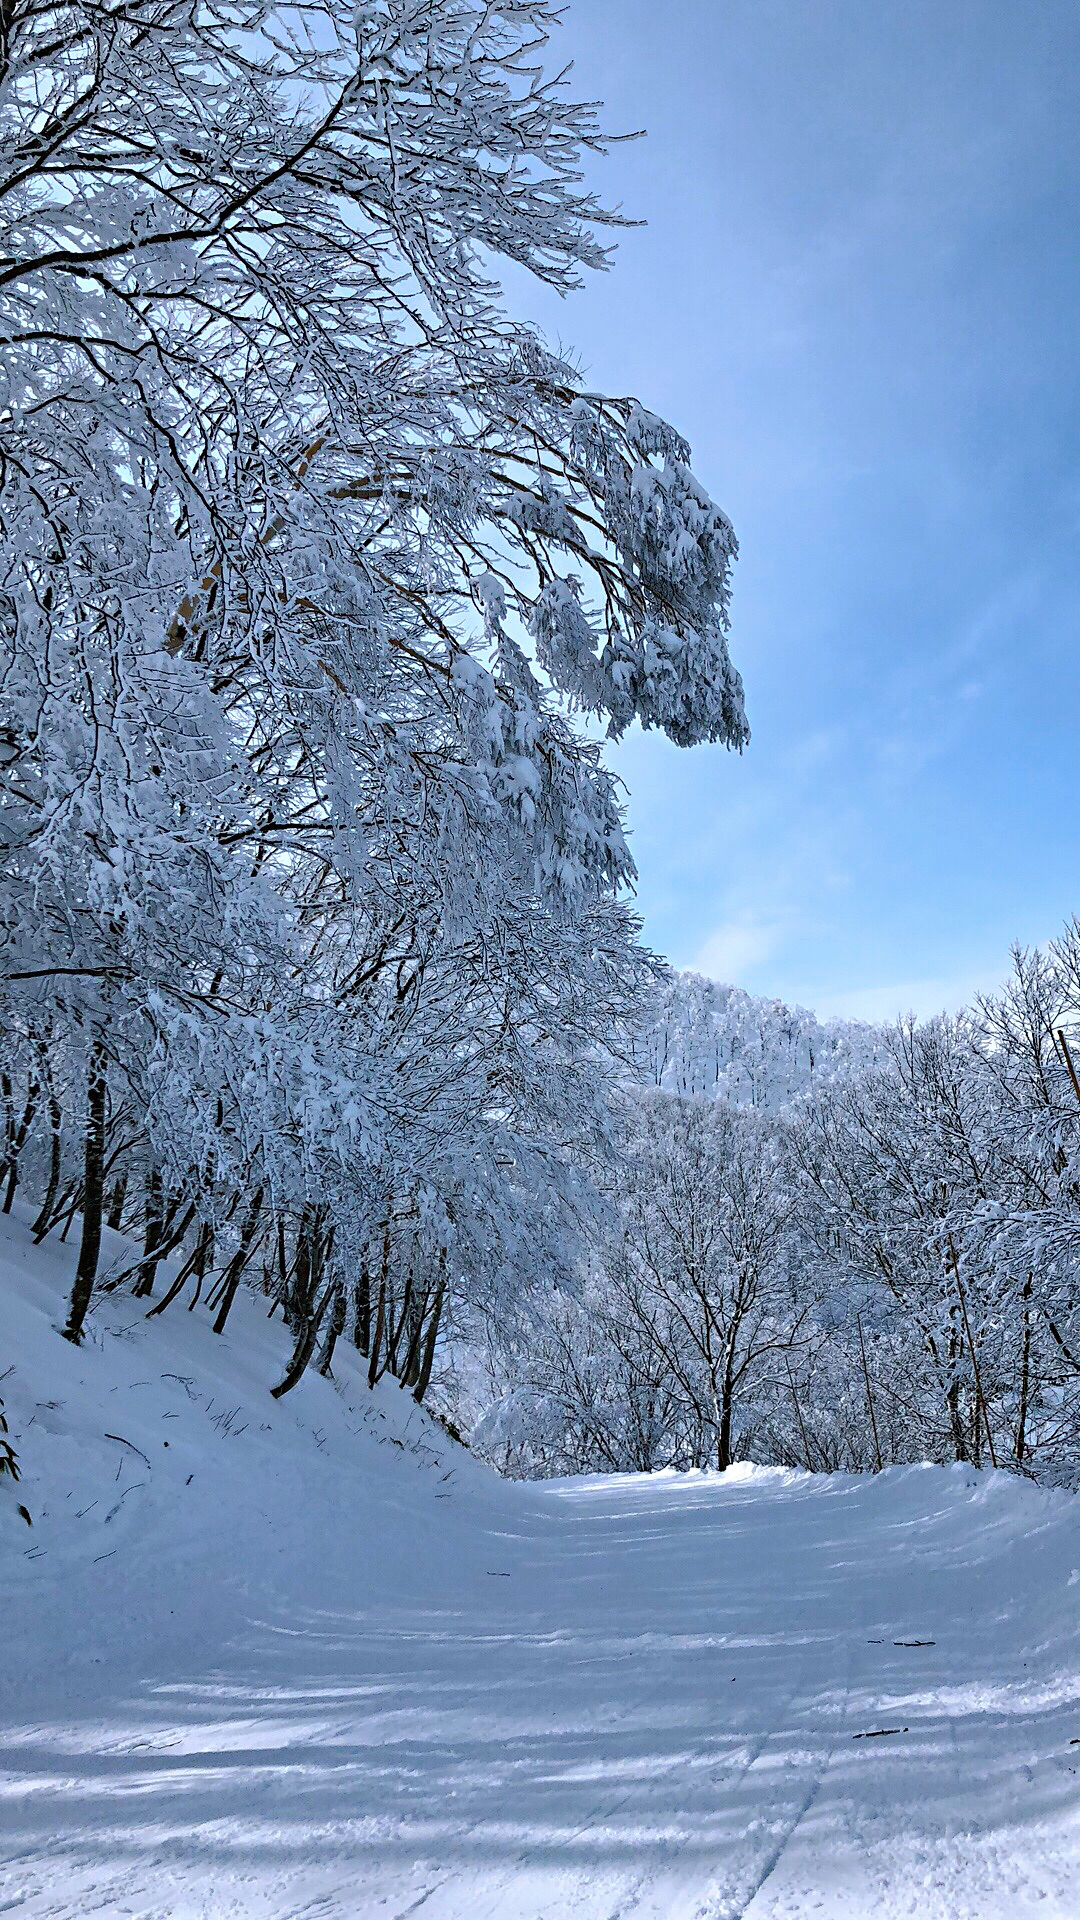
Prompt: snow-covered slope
<box><xmin>2</xmin><ymin>1211</ymin><xmax>1079</xmax><ymax>1918</ymax></box>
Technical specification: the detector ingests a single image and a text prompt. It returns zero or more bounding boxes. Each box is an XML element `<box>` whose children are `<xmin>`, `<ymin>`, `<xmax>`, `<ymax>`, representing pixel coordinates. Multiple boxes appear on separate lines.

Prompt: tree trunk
<box><xmin>413</xmin><ymin>1273</ymin><xmax>447</xmax><ymax>1404</ymax></box>
<box><xmin>367</xmin><ymin>1274</ymin><xmax>386</xmax><ymax>1388</ymax></box>
<box><xmin>186</xmin><ymin>1218</ymin><xmax>213</xmax><ymax>1310</ymax></box>
<box><xmin>63</xmin><ymin>1046</ymin><xmax>107</xmax><ymax>1344</ymax></box>
<box><xmin>29</xmin><ymin>1092</ymin><xmax>62</xmax><ymax>1240</ymax></box>
<box><xmin>58</xmin><ymin>1180</ymin><xmax>83</xmax><ymax>1243</ymax></box>
<box><xmin>284</xmin><ymin>1211</ymin><xmax>315</xmax><ymax>1333</ymax></box>
<box><xmin>717</xmin><ymin>1339</ymin><xmax>736</xmax><ymax>1472</ymax></box>
<box><xmin>856</xmin><ymin>1313</ymin><xmax>883</xmax><ymax>1471</ymax></box>
<box><xmin>785</xmin><ymin>1360</ymin><xmax>816</xmax><ymax>1472</ymax></box>
<box><xmin>387</xmin><ymin>1266</ymin><xmax>415</xmax><ymax>1378</ymax></box>
<box><xmin>353</xmin><ymin>1253</ymin><xmax>371</xmax><ymax>1355</ymax></box>
<box><xmin>945</xmin><ymin>1319</ymin><xmax>969</xmax><ymax>1463</ymax></box>
<box><xmin>271</xmin><ymin>1275</ymin><xmax>334</xmax><ymax>1399</ymax></box>
<box><xmin>367</xmin><ymin>1230</ymin><xmax>391</xmax><ymax>1389</ymax></box>
<box><xmin>1015</xmin><ymin>1274</ymin><xmax>1033</xmax><ymax>1466</ymax></box>
<box><xmin>133</xmin><ymin>1167</ymin><xmax>164</xmax><ymax>1297</ymax></box>
<box><xmin>210</xmin><ymin>1187</ymin><xmax>264</xmax><ymax>1334</ymax></box>
<box><xmin>106</xmin><ymin>1175</ymin><xmax>126</xmax><ymax>1232</ymax></box>
<box><xmin>400</xmin><ymin>1284</ymin><xmax>430</xmax><ymax>1389</ymax></box>
<box><xmin>0</xmin><ymin>1071</ymin><xmax>13</xmax><ymax>1204</ymax></box>
<box><xmin>950</xmin><ymin>1241</ymin><xmax>997</xmax><ymax>1469</ymax></box>
<box><xmin>317</xmin><ymin>1281</ymin><xmax>347</xmax><ymax>1376</ymax></box>
<box><xmin>143</xmin><ymin>1204</ymin><xmax>207</xmax><ymax>1316</ymax></box>
<box><xmin>2</xmin><ymin>1072</ymin><xmax>38</xmax><ymax>1213</ymax></box>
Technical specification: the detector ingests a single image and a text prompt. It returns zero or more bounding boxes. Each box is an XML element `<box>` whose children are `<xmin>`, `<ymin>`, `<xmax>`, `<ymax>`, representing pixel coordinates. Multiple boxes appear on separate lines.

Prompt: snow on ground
<box><xmin>1</xmin><ymin>1210</ymin><xmax>1078</xmax><ymax>1919</ymax></box>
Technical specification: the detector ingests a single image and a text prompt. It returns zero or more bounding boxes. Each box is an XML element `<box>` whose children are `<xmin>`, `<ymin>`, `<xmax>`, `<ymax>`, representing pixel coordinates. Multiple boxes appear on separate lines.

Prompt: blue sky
<box><xmin>512</xmin><ymin>0</ymin><xmax>1080</xmax><ymax>1021</ymax></box>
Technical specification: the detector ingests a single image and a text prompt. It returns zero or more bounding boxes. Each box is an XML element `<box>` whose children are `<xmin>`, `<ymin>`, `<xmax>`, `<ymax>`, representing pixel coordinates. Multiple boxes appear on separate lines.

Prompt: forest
<box><xmin>2</xmin><ymin>0</ymin><xmax>1079</xmax><ymax>1498</ymax></box>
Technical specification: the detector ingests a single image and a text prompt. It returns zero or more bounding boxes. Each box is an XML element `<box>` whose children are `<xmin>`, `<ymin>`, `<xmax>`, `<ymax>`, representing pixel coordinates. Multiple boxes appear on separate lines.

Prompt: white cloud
<box><xmin>686</xmin><ymin>914</ymin><xmax>783</xmax><ymax>985</ymax></box>
<box><xmin>812</xmin><ymin>968</ymin><xmax>1009</xmax><ymax>1025</ymax></box>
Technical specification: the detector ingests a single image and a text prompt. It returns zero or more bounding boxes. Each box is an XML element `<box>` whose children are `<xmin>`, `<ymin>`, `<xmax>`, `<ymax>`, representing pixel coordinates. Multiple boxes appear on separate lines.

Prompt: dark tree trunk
<box><xmin>106</xmin><ymin>1175</ymin><xmax>126</xmax><ymax>1232</ymax></box>
<box><xmin>386</xmin><ymin>1266</ymin><xmax>414</xmax><ymax>1378</ymax></box>
<box><xmin>284</xmin><ymin>1211</ymin><xmax>315</xmax><ymax>1333</ymax></box>
<box><xmin>277</xmin><ymin>1218</ymin><xmax>288</xmax><ymax>1305</ymax></box>
<box><xmin>268</xmin><ymin>1216</ymin><xmax>334</xmax><ymax>1398</ymax></box>
<box><xmin>271</xmin><ymin>1275</ymin><xmax>334</xmax><ymax>1399</ymax></box>
<box><xmin>946</xmin><ymin>1321</ymin><xmax>969</xmax><ymax>1463</ymax></box>
<box><xmin>58</xmin><ymin>1181</ymin><xmax>83</xmax><ymax>1243</ymax></box>
<box><xmin>950</xmin><ymin>1244</ymin><xmax>997</xmax><ymax>1468</ymax></box>
<box><xmin>2</xmin><ymin>1072</ymin><xmax>39</xmax><ymax>1213</ymax></box>
<box><xmin>143</xmin><ymin>1203</ymin><xmax>207</xmax><ymax>1316</ymax></box>
<box><xmin>186</xmin><ymin>1218</ymin><xmax>214</xmax><ymax>1309</ymax></box>
<box><xmin>400</xmin><ymin>1286</ymin><xmax>428</xmax><ymax>1389</ymax></box>
<box><xmin>857</xmin><ymin>1313</ymin><xmax>883</xmax><ymax>1471</ymax></box>
<box><xmin>367</xmin><ymin>1230</ymin><xmax>391</xmax><ymax>1390</ymax></box>
<box><xmin>317</xmin><ymin>1281</ymin><xmax>347</xmax><ymax>1376</ymax></box>
<box><xmin>785</xmin><ymin>1361</ymin><xmax>816</xmax><ymax>1472</ymax></box>
<box><xmin>30</xmin><ymin>1092</ymin><xmax>62</xmax><ymax>1240</ymax></box>
<box><xmin>133</xmin><ymin>1167</ymin><xmax>164</xmax><ymax>1297</ymax></box>
<box><xmin>412</xmin><ymin>1272</ymin><xmax>446</xmax><ymax>1405</ymax></box>
<box><xmin>63</xmin><ymin>1046</ymin><xmax>107</xmax><ymax>1344</ymax></box>
<box><xmin>717</xmin><ymin>1333</ymin><xmax>736</xmax><ymax>1472</ymax></box>
<box><xmin>0</xmin><ymin>1071</ymin><xmax>12</xmax><ymax>1202</ymax></box>
<box><xmin>353</xmin><ymin>1253</ymin><xmax>371</xmax><ymax>1355</ymax></box>
<box><xmin>1015</xmin><ymin>1274</ymin><xmax>1033</xmax><ymax>1465</ymax></box>
<box><xmin>210</xmin><ymin>1187</ymin><xmax>264</xmax><ymax>1334</ymax></box>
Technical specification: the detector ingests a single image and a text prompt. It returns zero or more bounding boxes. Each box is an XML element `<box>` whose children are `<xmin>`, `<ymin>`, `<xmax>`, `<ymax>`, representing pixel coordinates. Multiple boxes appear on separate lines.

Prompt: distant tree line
<box><xmin>469</xmin><ymin>958</ymin><xmax>1080</xmax><ymax>1487</ymax></box>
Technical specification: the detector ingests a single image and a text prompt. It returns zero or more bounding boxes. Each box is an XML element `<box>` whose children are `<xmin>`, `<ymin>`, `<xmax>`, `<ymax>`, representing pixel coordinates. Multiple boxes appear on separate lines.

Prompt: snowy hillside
<box><xmin>2</xmin><ymin>1210</ymin><xmax>1079</xmax><ymax>1919</ymax></box>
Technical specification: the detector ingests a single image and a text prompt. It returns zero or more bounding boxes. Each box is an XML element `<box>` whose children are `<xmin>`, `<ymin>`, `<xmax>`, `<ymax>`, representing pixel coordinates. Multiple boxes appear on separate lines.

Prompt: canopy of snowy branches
<box><xmin>0</xmin><ymin>0</ymin><xmax>746</xmax><ymax>1389</ymax></box>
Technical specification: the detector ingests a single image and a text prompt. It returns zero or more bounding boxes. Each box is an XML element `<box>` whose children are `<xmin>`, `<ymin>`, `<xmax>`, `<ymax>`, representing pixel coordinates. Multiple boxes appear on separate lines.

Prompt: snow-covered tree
<box><xmin>0</xmin><ymin>0</ymin><xmax>748</xmax><ymax>1390</ymax></box>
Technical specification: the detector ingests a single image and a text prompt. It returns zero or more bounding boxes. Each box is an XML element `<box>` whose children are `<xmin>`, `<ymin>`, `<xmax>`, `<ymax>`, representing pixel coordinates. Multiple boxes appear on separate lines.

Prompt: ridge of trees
<box><xmin>468</xmin><ymin>956</ymin><xmax>1080</xmax><ymax>1486</ymax></box>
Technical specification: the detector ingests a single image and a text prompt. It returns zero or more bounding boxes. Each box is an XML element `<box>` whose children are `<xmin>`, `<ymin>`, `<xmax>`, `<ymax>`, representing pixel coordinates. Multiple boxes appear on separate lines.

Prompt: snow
<box><xmin>2</xmin><ymin>1212</ymin><xmax>1078</xmax><ymax>1918</ymax></box>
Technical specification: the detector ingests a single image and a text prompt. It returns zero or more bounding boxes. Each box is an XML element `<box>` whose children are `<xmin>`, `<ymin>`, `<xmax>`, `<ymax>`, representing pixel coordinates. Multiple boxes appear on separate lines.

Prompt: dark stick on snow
<box><xmin>104</xmin><ymin>1433</ymin><xmax>152</xmax><ymax>1469</ymax></box>
<box><xmin>853</xmin><ymin>1726</ymin><xmax>909</xmax><ymax>1739</ymax></box>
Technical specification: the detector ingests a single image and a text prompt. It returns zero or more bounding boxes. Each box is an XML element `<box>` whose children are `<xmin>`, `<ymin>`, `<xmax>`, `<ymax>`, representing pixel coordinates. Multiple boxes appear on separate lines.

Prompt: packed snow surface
<box><xmin>2</xmin><ymin>1213</ymin><xmax>1078</xmax><ymax>1918</ymax></box>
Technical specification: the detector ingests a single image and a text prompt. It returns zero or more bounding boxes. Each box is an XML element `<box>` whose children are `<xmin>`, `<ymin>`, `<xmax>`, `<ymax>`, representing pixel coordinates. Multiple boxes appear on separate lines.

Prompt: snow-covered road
<box><xmin>2</xmin><ymin>1226</ymin><xmax>1079</xmax><ymax>1917</ymax></box>
<box><xmin>6</xmin><ymin>1466</ymin><xmax>1080</xmax><ymax>1918</ymax></box>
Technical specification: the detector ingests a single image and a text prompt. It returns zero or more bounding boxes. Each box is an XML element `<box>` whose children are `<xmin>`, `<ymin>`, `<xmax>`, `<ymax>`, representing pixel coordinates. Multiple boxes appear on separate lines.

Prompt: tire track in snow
<box><xmin>386</xmin><ymin>1667</ymin><xmax>697</xmax><ymax>1920</ymax></box>
<box><xmin>596</xmin><ymin>1641</ymin><xmax>822</xmax><ymax>1920</ymax></box>
<box><xmin>687</xmin><ymin>1633</ymin><xmax>853</xmax><ymax>1920</ymax></box>
<box><xmin>386</xmin><ymin>1657</ymin><xmax>792</xmax><ymax>1920</ymax></box>
<box><xmin>704</xmin><ymin>1757</ymin><xmax>827</xmax><ymax>1920</ymax></box>
<box><xmin>390</xmin><ymin>1648</ymin><xmax>816</xmax><ymax>1920</ymax></box>
<box><xmin>597</xmin><ymin>1724</ymin><xmax>784</xmax><ymax>1920</ymax></box>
